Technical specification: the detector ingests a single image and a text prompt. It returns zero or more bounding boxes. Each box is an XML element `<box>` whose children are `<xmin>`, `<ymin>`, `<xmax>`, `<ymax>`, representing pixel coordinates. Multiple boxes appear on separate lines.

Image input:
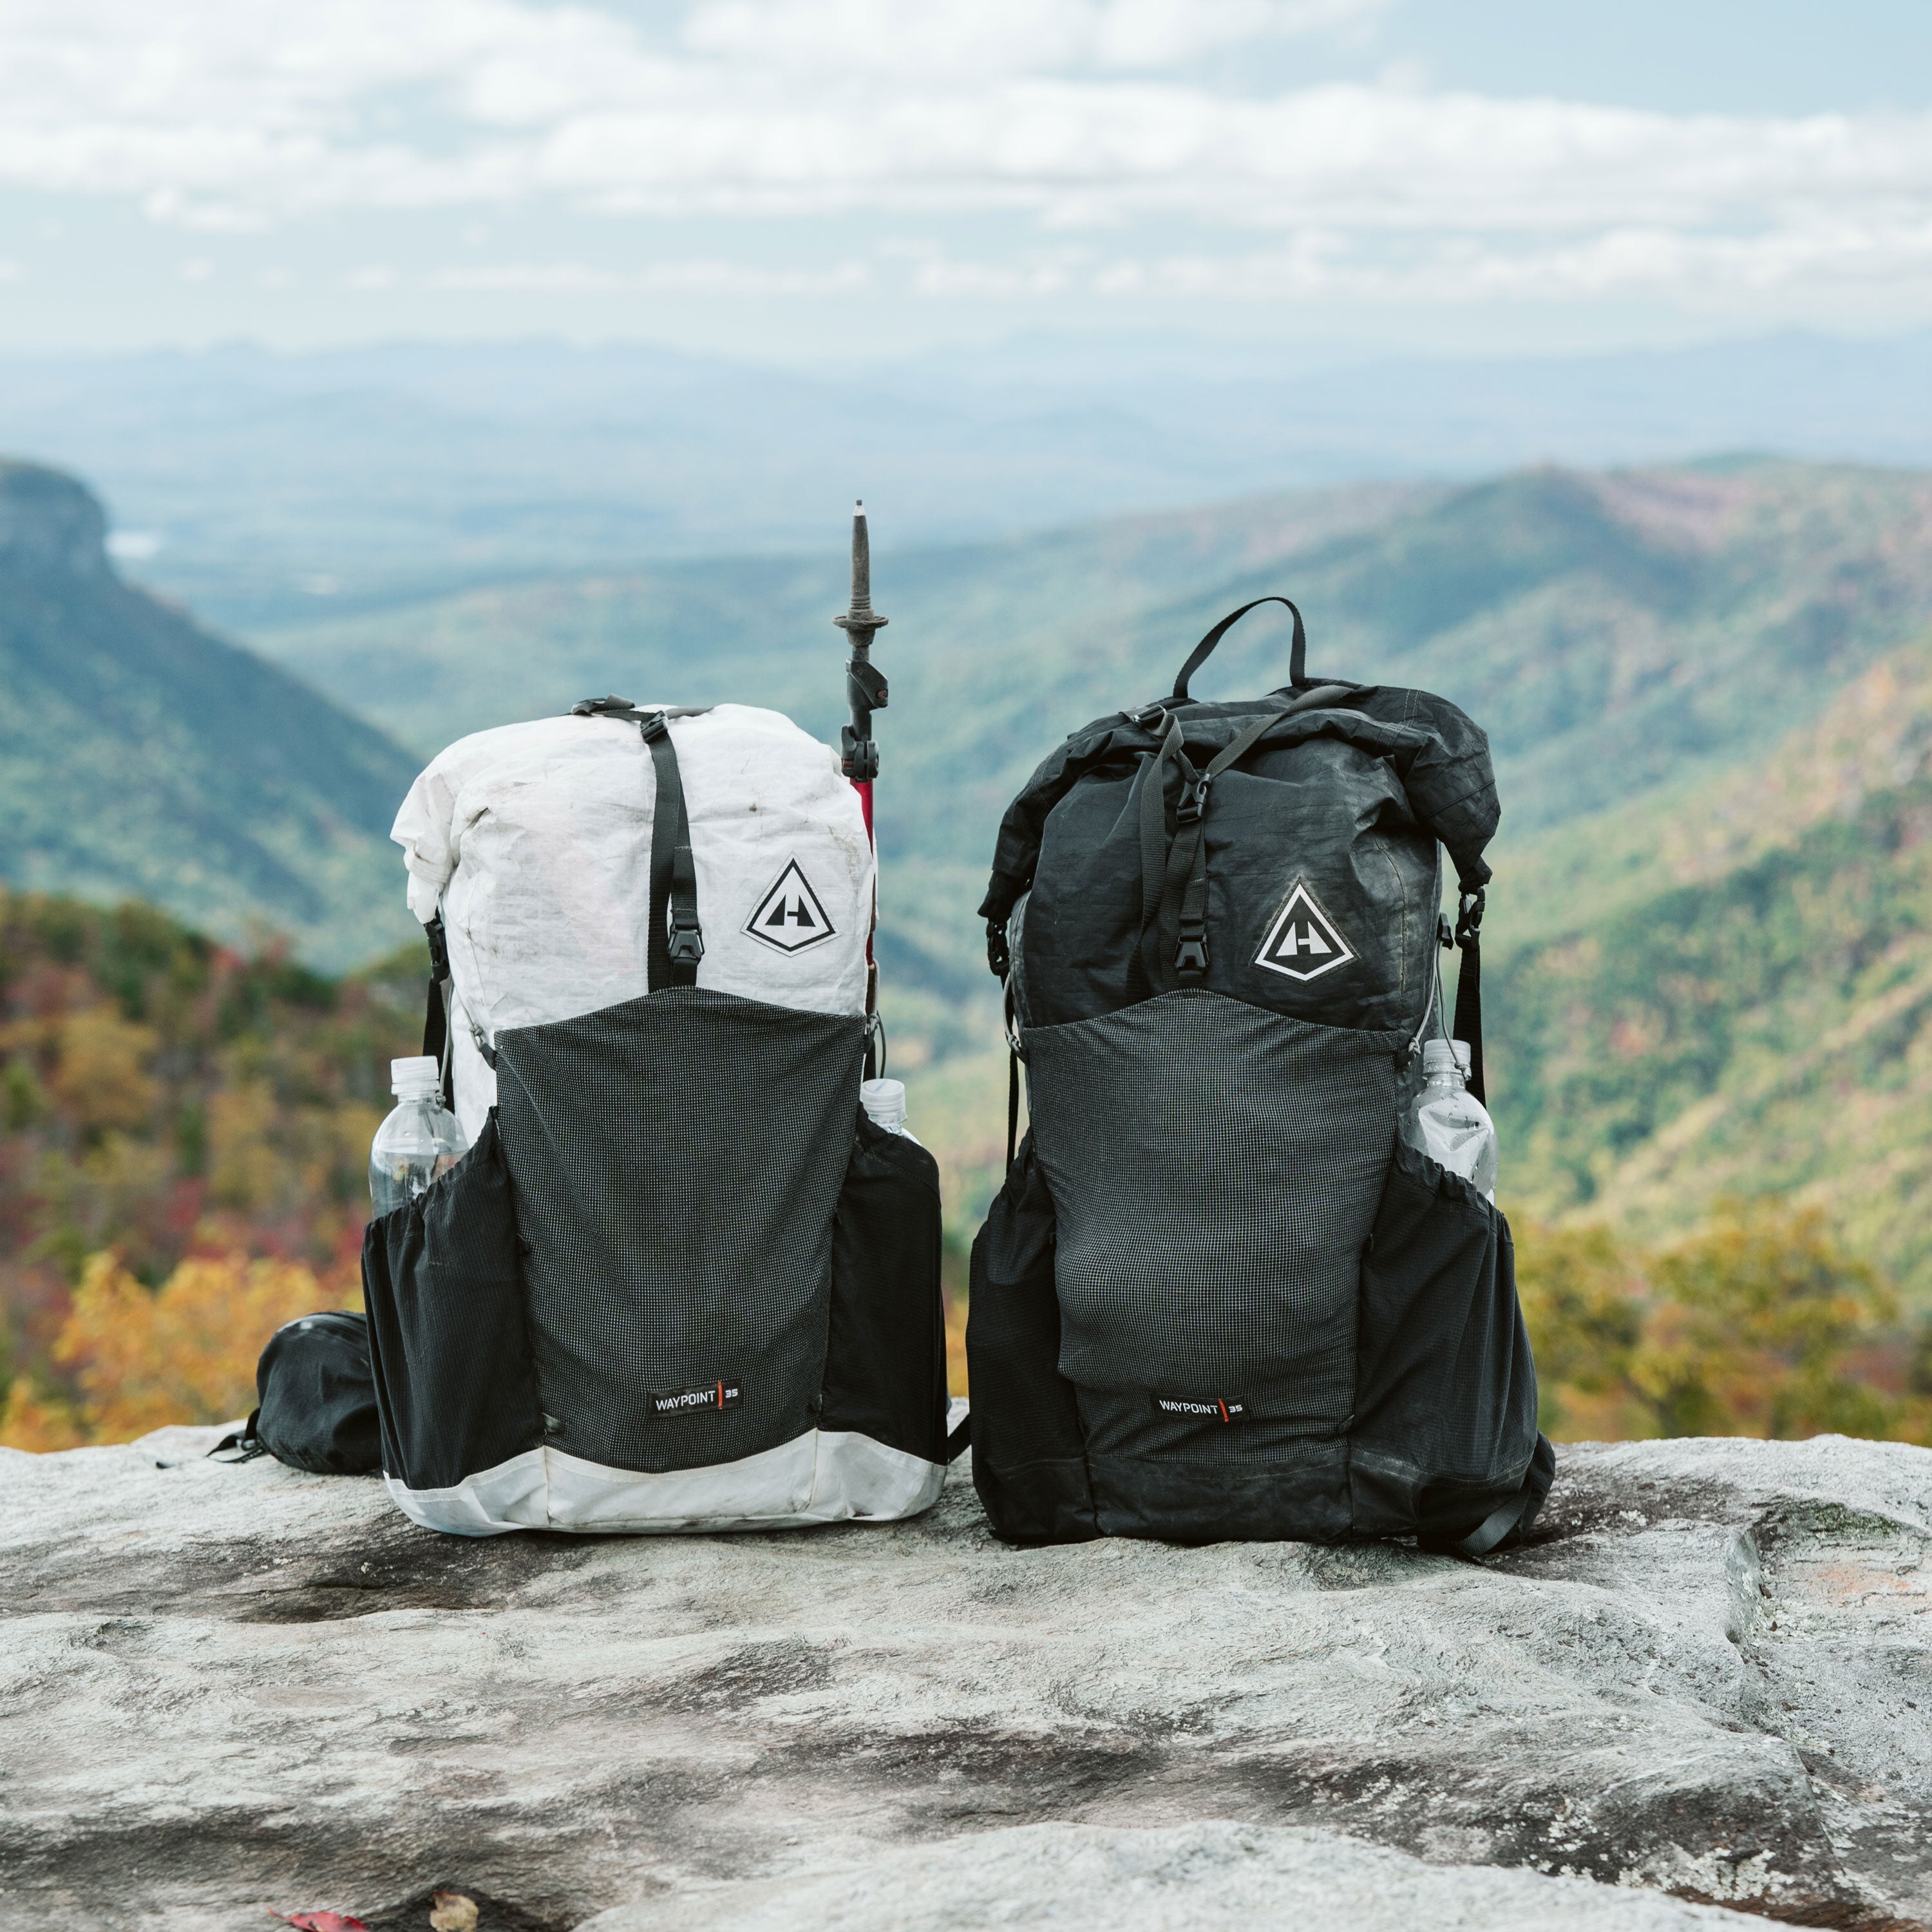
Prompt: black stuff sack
<box><xmin>209</xmin><ymin>1309</ymin><xmax>381</xmax><ymax>1475</ymax></box>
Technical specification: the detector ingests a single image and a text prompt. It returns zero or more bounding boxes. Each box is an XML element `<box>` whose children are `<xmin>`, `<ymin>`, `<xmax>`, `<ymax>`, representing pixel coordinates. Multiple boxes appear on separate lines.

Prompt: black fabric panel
<box><xmin>1074</xmin><ymin>1383</ymin><xmax>1341</xmax><ymax>1463</ymax></box>
<box><xmin>980</xmin><ymin>681</ymin><xmax>1496</xmax><ymax>940</ymax></box>
<box><xmin>253</xmin><ymin>1311</ymin><xmax>381</xmax><ymax>1476</ymax></box>
<box><xmin>1027</xmin><ymin>990</ymin><xmax>1400</xmax><ymax>1417</ymax></box>
<box><xmin>966</xmin><ymin>1135</ymin><xmax>1099</xmax><ymax>1546</ymax></box>
<box><xmin>496</xmin><ymin>988</ymin><xmax>865</xmax><ymax>1474</ymax></box>
<box><xmin>820</xmin><ymin>1108</ymin><xmax>947</xmax><ymax>1463</ymax></box>
<box><xmin>1350</xmin><ymin>1137</ymin><xmax>1548</xmax><ymax>1542</ymax></box>
<box><xmin>361</xmin><ymin>1115</ymin><xmax>542</xmax><ymax>1493</ymax></box>
<box><xmin>1019</xmin><ymin>730</ymin><xmax>1439</xmax><ymax>1032</ymax></box>
<box><xmin>1334</xmin><ymin>683</ymin><xmax>1499</xmax><ymax>888</ymax></box>
<box><xmin>1086</xmin><ymin>1437</ymin><xmax>1352</xmax><ymax>1544</ymax></box>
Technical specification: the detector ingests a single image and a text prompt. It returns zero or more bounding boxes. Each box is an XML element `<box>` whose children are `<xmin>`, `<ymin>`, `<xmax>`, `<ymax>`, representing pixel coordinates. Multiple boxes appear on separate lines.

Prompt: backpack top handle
<box><xmin>1172</xmin><ymin>597</ymin><xmax>1307</xmax><ymax>704</ymax></box>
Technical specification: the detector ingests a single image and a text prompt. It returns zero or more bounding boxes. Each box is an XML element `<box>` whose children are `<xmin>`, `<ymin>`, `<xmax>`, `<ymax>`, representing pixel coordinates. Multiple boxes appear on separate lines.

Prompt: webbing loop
<box><xmin>1172</xmin><ymin>597</ymin><xmax>1307</xmax><ymax>703</ymax></box>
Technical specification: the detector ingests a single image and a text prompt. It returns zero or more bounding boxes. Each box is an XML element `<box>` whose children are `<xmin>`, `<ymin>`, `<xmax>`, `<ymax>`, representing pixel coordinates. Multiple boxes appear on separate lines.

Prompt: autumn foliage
<box><xmin>3</xmin><ymin>1250</ymin><xmax>358</xmax><ymax>1448</ymax></box>
<box><xmin>0</xmin><ymin>889</ymin><xmax>417</xmax><ymax>1448</ymax></box>
<box><xmin>1517</xmin><ymin>1202</ymin><xmax>1931</xmax><ymax>1445</ymax></box>
<box><xmin>3</xmin><ymin>889</ymin><xmax>1927</xmax><ymax>1456</ymax></box>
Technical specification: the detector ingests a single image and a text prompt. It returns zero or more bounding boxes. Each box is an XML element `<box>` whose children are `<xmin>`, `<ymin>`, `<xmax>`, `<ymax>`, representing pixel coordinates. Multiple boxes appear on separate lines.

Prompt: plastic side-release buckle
<box><xmin>668</xmin><ymin>918</ymin><xmax>705</xmax><ymax>965</ymax></box>
<box><xmin>1175</xmin><ymin>775</ymin><xmax>1211</xmax><ymax>826</ymax></box>
<box><xmin>1175</xmin><ymin>919</ymin><xmax>1209</xmax><ymax>976</ymax></box>
<box><xmin>986</xmin><ymin>915</ymin><xmax>1012</xmax><ymax>981</ymax></box>
<box><xmin>1456</xmin><ymin>887</ymin><xmax>1486</xmax><ymax>945</ymax></box>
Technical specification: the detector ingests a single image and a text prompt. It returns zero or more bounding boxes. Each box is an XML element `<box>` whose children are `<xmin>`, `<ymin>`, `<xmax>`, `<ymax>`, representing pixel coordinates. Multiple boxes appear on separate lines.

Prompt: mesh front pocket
<box><xmin>1024</xmin><ymin>989</ymin><xmax>1403</xmax><ymax>1430</ymax></box>
<box><xmin>495</xmin><ymin>988</ymin><xmax>867</xmax><ymax>1475</ymax></box>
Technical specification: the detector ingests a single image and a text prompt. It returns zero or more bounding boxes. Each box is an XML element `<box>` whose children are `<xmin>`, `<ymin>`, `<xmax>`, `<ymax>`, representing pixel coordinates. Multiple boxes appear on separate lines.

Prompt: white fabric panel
<box><xmin>807</xmin><ymin>1430</ymin><xmax>949</xmax><ymax>1521</ymax></box>
<box><xmin>390</xmin><ymin>705</ymin><xmax>872</xmax><ymax>1133</ymax></box>
<box><xmin>384</xmin><ymin>1448</ymin><xmax>551</xmax><ymax>1538</ymax></box>
<box><xmin>384</xmin><ymin>1432</ymin><xmax>945</xmax><ymax>1538</ymax></box>
<box><xmin>542</xmin><ymin>1434</ymin><xmax>820</xmax><ymax>1531</ymax></box>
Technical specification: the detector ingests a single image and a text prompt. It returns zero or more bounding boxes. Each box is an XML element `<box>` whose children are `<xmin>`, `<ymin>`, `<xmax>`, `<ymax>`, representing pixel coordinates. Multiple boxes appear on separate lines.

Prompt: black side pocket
<box><xmin>1351</xmin><ymin>1138</ymin><xmax>1552</xmax><ymax>1549</ymax></box>
<box><xmin>820</xmin><ymin>1109</ymin><xmax>947</xmax><ymax>1464</ymax></box>
<box><xmin>966</xmin><ymin>1133</ymin><xmax>1099</xmax><ymax>1546</ymax></box>
<box><xmin>361</xmin><ymin>1113</ymin><xmax>543</xmax><ymax>1493</ymax></box>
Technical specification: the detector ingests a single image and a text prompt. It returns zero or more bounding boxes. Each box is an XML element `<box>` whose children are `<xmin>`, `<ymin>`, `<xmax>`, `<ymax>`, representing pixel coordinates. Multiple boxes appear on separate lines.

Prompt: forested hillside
<box><xmin>229</xmin><ymin>455</ymin><xmax>1932</xmax><ymax>1263</ymax></box>
<box><xmin>0</xmin><ymin>462</ymin><xmax>421</xmax><ymax>969</ymax></box>
<box><xmin>6</xmin><ymin>446</ymin><xmax>1932</xmax><ymax>1421</ymax></box>
<box><xmin>1492</xmin><ymin>632</ymin><xmax>1932</xmax><ymax>1303</ymax></box>
<box><xmin>252</xmin><ymin>458</ymin><xmax>1932</xmax><ymax>985</ymax></box>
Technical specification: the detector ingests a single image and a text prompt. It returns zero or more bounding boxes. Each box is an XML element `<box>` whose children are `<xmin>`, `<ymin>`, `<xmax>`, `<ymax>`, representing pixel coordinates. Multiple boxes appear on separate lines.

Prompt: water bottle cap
<box><xmin>1421</xmin><ymin>1039</ymin><xmax>1459</xmax><ymax>1076</ymax></box>
<box><xmin>1452</xmin><ymin>1039</ymin><xmax>1473</xmax><ymax>1075</ymax></box>
<box><xmin>391</xmin><ymin>1056</ymin><xmax>442</xmax><ymax>1097</ymax></box>
<box><xmin>860</xmin><ymin>1077</ymin><xmax>907</xmax><ymax>1130</ymax></box>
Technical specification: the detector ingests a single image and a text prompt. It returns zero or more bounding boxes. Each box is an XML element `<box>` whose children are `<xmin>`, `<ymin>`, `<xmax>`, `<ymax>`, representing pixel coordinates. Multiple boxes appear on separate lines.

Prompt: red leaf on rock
<box><xmin>270</xmin><ymin>1913</ymin><xmax>369</xmax><ymax>1931</ymax></box>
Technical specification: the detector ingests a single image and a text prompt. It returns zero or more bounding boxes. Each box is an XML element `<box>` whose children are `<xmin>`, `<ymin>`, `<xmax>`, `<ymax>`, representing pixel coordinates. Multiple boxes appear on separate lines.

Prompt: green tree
<box><xmin>1635</xmin><ymin>1203</ymin><xmax>1899</xmax><ymax>1439</ymax></box>
<box><xmin>1517</xmin><ymin>1202</ymin><xmax>1912</xmax><ymax>1441</ymax></box>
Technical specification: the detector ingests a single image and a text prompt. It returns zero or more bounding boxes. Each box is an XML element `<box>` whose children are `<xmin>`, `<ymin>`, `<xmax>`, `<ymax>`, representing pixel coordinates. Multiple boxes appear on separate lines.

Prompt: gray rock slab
<box><xmin>579</xmin><ymin>1819</ymin><xmax>1771</xmax><ymax>1931</ymax></box>
<box><xmin>1</xmin><ymin>1430</ymin><xmax>1927</xmax><ymax>1931</ymax></box>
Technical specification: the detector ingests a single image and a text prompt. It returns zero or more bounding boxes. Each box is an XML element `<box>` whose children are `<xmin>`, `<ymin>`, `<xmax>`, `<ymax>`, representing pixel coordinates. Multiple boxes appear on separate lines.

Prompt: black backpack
<box><xmin>209</xmin><ymin>1310</ymin><xmax>382</xmax><ymax>1475</ymax></box>
<box><xmin>966</xmin><ymin>598</ymin><xmax>1553</xmax><ymax>1553</ymax></box>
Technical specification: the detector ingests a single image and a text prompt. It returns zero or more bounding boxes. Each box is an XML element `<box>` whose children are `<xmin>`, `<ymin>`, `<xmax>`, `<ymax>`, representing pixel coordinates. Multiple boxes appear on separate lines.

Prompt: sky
<box><xmin>4</xmin><ymin>0</ymin><xmax>1932</xmax><ymax>362</ymax></box>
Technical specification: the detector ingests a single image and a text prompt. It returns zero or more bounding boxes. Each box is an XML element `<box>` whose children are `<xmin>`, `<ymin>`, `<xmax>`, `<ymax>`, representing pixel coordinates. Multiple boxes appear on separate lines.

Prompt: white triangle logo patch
<box><xmin>1256</xmin><ymin>879</ymin><xmax>1356</xmax><ymax>982</ymax></box>
<box><xmin>745</xmin><ymin>858</ymin><xmax>837</xmax><ymax>954</ymax></box>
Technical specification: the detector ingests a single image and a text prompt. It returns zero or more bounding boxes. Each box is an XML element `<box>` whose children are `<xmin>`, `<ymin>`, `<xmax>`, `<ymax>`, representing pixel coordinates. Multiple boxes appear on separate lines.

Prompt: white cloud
<box><xmin>1</xmin><ymin>0</ymin><xmax>1931</xmax><ymax>319</ymax></box>
<box><xmin>681</xmin><ymin>0</ymin><xmax>1385</xmax><ymax>80</ymax></box>
<box><xmin>430</xmin><ymin>258</ymin><xmax>871</xmax><ymax>294</ymax></box>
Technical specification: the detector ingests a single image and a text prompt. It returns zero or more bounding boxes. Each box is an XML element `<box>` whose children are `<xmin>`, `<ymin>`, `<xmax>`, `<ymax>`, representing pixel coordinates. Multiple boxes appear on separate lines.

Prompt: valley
<box><xmin>5</xmin><ymin>446</ymin><xmax>1931</xmax><ymax>1302</ymax></box>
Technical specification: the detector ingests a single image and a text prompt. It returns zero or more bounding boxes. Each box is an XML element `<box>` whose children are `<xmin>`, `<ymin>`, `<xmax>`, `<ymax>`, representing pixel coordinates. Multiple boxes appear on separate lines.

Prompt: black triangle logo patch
<box><xmin>745</xmin><ymin>858</ymin><xmax>837</xmax><ymax>955</ymax></box>
<box><xmin>1255</xmin><ymin>878</ymin><xmax>1355</xmax><ymax>982</ymax></box>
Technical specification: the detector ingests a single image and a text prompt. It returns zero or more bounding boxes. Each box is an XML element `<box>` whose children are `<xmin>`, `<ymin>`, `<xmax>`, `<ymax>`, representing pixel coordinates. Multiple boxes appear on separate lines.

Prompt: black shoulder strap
<box><xmin>1452</xmin><ymin>884</ymin><xmax>1485</xmax><ymax>1104</ymax></box>
<box><xmin>1172</xmin><ymin>597</ymin><xmax>1307</xmax><ymax>702</ymax></box>
<box><xmin>945</xmin><ymin>1405</ymin><xmax>972</xmax><ymax>1462</ymax></box>
<box><xmin>1434</xmin><ymin>1432</ymin><xmax>1553</xmax><ymax>1558</ymax></box>
<box><xmin>569</xmin><ymin>698</ymin><xmax>710</xmax><ymax>993</ymax></box>
<box><xmin>207</xmin><ymin>1408</ymin><xmax>266</xmax><ymax>1463</ymax></box>
<box><xmin>641</xmin><ymin>717</ymin><xmax>703</xmax><ymax>990</ymax></box>
<box><xmin>421</xmin><ymin>914</ymin><xmax>455</xmax><ymax>1112</ymax></box>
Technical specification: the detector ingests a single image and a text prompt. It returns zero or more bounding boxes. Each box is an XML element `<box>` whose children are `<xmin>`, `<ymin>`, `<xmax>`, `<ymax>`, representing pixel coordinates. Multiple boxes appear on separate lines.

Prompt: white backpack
<box><xmin>361</xmin><ymin>697</ymin><xmax>954</xmax><ymax>1536</ymax></box>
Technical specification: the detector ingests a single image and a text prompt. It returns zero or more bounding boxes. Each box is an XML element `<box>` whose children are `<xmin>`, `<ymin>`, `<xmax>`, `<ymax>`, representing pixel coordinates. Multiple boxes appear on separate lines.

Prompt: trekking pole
<box><xmin>835</xmin><ymin>500</ymin><xmax>887</xmax><ymax>1072</ymax></box>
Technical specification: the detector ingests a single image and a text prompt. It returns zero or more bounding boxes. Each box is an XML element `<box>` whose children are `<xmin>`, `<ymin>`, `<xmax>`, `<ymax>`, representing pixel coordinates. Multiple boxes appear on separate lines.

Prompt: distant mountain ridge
<box><xmin>5</xmin><ymin>329</ymin><xmax>1932</xmax><ymax>629</ymax></box>
<box><xmin>251</xmin><ymin>456</ymin><xmax>1932</xmax><ymax>980</ymax></box>
<box><xmin>0</xmin><ymin>461</ymin><xmax>420</xmax><ymax>970</ymax></box>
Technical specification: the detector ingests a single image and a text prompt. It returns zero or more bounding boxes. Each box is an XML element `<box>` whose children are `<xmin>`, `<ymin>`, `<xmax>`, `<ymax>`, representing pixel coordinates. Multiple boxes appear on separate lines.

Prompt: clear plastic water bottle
<box><xmin>368</xmin><ymin>1057</ymin><xmax>468</xmax><ymax>1214</ymax></box>
<box><xmin>860</xmin><ymin>1077</ymin><xmax>923</xmax><ymax>1146</ymax></box>
<box><xmin>1405</xmin><ymin>1038</ymin><xmax>1499</xmax><ymax>1198</ymax></box>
